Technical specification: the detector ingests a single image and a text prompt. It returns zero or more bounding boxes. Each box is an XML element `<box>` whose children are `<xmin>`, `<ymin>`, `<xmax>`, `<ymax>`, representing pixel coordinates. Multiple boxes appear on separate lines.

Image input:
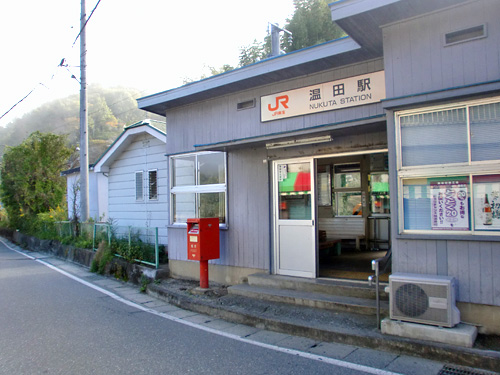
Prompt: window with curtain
<box><xmin>400</xmin><ymin>108</ymin><xmax>468</xmax><ymax>167</ymax></box>
<box><xmin>396</xmin><ymin>97</ymin><xmax>500</xmax><ymax>235</ymax></box>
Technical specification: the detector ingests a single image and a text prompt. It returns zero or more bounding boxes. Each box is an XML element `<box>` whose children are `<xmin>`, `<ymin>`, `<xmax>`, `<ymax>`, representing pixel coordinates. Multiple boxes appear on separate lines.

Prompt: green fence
<box><xmin>55</xmin><ymin>222</ymin><xmax>163</xmax><ymax>268</ymax></box>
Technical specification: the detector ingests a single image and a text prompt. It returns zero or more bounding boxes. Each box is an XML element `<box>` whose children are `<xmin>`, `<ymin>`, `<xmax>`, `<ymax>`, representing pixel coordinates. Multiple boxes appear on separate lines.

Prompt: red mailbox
<box><xmin>187</xmin><ymin>218</ymin><xmax>220</xmax><ymax>289</ymax></box>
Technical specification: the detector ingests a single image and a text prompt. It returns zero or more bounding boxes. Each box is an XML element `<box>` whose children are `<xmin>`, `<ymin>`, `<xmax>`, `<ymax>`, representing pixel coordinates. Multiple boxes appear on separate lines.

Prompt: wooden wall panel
<box><xmin>492</xmin><ymin>243</ymin><xmax>500</xmax><ymax>306</ymax></box>
<box><xmin>165</xmin><ymin>60</ymin><xmax>385</xmax><ymax>155</ymax></box>
<box><xmin>393</xmin><ymin>237</ymin><xmax>500</xmax><ymax>306</ymax></box>
<box><xmin>383</xmin><ymin>0</ymin><xmax>500</xmax><ymax>99</ymax></box>
<box><xmin>222</xmin><ymin>147</ymin><xmax>270</xmax><ymax>270</ymax></box>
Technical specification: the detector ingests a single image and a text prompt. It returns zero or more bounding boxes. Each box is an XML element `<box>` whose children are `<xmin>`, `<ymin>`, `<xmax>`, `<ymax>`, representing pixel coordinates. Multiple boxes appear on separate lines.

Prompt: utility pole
<box><xmin>269</xmin><ymin>23</ymin><xmax>292</xmax><ymax>57</ymax></box>
<box><xmin>79</xmin><ymin>0</ymin><xmax>90</xmax><ymax>222</ymax></box>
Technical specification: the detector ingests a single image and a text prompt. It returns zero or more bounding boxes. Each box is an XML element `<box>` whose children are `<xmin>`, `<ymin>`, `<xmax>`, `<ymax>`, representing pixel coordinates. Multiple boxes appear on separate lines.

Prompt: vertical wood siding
<box><xmin>165</xmin><ymin>60</ymin><xmax>385</xmax><ymax>155</ymax></box>
<box><xmin>108</xmin><ymin>134</ymin><xmax>168</xmax><ymax>245</ymax></box>
<box><xmin>393</xmin><ymin>238</ymin><xmax>500</xmax><ymax>306</ymax></box>
<box><xmin>167</xmin><ymin>148</ymin><xmax>270</xmax><ymax>271</ymax></box>
<box><xmin>383</xmin><ymin>0</ymin><xmax>500</xmax><ymax>99</ymax></box>
<box><xmin>387</xmin><ymin>0</ymin><xmax>500</xmax><ymax>307</ymax></box>
<box><xmin>223</xmin><ymin>147</ymin><xmax>270</xmax><ymax>270</ymax></box>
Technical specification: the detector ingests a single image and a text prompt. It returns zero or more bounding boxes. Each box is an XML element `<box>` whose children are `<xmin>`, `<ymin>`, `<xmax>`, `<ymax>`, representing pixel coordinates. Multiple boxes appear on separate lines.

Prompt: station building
<box><xmin>138</xmin><ymin>0</ymin><xmax>500</xmax><ymax>334</ymax></box>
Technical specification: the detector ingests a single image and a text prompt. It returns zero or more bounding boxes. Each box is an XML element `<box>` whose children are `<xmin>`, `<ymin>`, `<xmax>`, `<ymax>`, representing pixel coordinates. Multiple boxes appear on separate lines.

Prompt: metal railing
<box><xmin>368</xmin><ymin>259</ymin><xmax>382</xmax><ymax>329</ymax></box>
<box><xmin>54</xmin><ymin>221</ymin><xmax>163</xmax><ymax>268</ymax></box>
<box><xmin>105</xmin><ymin>225</ymin><xmax>160</xmax><ymax>269</ymax></box>
<box><xmin>368</xmin><ymin>248</ymin><xmax>392</xmax><ymax>330</ymax></box>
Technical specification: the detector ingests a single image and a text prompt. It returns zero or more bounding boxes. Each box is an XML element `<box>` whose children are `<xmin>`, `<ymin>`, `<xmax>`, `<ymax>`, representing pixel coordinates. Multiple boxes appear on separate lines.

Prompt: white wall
<box><xmin>65</xmin><ymin>170</ymin><xmax>108</xmax><ymax>221</ymax></box>
<box><xmin>107</xmin><ymin>133</ymin><xmax>168</xmax><ymax>245</ymax></box>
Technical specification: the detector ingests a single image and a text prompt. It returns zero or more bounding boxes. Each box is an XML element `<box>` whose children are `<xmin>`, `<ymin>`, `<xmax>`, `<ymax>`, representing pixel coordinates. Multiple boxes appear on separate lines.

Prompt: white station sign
<box><xmin>261</xmin><ymin>71</ymin><xmax>386</xmax><ymax>122</ymax></box>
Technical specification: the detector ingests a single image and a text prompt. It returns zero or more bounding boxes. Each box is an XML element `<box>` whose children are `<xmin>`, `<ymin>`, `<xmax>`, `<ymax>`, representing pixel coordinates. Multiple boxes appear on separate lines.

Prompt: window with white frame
<box><xmin>333</xmin><ymin>163</ymin><xmax>363</xmax><ymax>216</ymax></box>
<box><xmin>148</xmin><ymin>169</ymin><xmax>158</xmax><ymax>200</ymax></box>
<box><xmin>170</xmin><ymin>152</ymin><xmax>227</xmax><ymax>225</ymax></box>
<box><xmin>135</xmin><ymin>171</ymin><xmax>143</xmax><ymax>201</ymax></box>
<box><xmin>396</xmin><ymin>97</ymin><xmax>500</xmax><ymax>234</ymax></box>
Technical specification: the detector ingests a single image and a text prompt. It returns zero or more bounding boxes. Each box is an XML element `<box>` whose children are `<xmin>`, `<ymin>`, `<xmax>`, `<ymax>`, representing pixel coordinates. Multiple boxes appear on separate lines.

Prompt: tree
<box><xmin>237</xmin><ymin>0</ymin><xmax>345</xmax><ymax>67</ymax></box>
<box><xmin>183</xmin><ymin>64</ymin><xmax>235</xmax><ymax>85</ymax></box>
<box><xmin>282</xmin><ymin>0</ymin><xmax>345</xmax><ymax>52</ymax></box>
<box><xmin>238</xmin><ymin>39</ymin><xmax>269</xmax><ymax>67</ymax></box>
<box><xmin>0</xmin><ymin>131</ymin><xmax>72</xmax><ymax>229</ymax></box>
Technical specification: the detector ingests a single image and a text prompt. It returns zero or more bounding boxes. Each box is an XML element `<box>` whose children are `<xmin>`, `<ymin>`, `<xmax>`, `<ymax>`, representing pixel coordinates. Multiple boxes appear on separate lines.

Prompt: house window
<box><xmin>396</xmin><ymin>97</ymin><xmax>500</xmax><ymax>235</ymax></box>
<box><xmin>148</xmin><ymin>170</ymin><xmax>158</xmax><ymax>200</ymax></box>
<box><xmin>170</xmin><ymin>152</ymin><xmax>227</xmax><ymax>225</ymax></box>
<box><xmin>135</xmin><ymin>171</ymin><xmax>143</xmax><ymax>201</ymax></box>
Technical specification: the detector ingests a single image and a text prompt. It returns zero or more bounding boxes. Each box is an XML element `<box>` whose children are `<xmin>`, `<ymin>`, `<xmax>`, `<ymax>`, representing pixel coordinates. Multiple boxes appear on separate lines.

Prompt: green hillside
<box><xmin>0</xmin><ymin>85</ymin><xmax>164</xmax><ymax>163</ymax></box>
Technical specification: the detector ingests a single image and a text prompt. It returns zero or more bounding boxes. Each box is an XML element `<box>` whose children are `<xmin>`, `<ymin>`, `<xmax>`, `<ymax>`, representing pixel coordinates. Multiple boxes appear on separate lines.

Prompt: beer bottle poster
<box><xmin>430</xmin><ymin>180</ymin><xmax>469</xmax><ymax>231</ymax></box>
<box><xmin>473</xmin><ymin>175</ymin><xmax>500</xmax><ymax>231</ymax></box>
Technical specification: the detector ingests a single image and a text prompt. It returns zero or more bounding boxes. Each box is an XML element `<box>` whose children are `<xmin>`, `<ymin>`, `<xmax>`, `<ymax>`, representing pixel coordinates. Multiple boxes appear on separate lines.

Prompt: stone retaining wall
<box><xmin>9</xmin><ymin>231</ymin><xmax>168</xmax><ymax>284</ymax></box>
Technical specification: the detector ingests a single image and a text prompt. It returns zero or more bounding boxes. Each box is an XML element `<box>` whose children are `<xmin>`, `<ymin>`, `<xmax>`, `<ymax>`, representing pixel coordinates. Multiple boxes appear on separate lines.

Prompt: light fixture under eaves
<box><xmin>266</xmin><ymin>135</ymin><xmax>332</xmax><ymax>149</ymax></box>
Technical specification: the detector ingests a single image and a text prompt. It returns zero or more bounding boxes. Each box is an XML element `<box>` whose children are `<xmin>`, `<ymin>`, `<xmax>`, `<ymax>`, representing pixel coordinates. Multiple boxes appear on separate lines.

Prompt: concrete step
<box><xmin>247</xmin><ymin>272</ymin><xmax>389</xmax><ymax>301</ymax></box>
<box><xmin>228</xmin><ymin>283</ymin><xmax>389</xmax><ymax>316</ymax></box>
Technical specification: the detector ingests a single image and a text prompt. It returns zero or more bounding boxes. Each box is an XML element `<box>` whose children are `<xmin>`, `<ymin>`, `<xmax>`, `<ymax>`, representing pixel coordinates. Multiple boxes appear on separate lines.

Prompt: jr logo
<box><xmin>268</xmin><ymin>95</ymin><xmax>289</xmax><ymax>111</ymax></box>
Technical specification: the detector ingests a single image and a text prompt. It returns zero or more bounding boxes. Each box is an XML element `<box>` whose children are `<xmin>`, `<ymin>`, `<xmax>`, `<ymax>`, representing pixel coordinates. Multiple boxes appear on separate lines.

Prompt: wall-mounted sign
<box><xmin>261</xmin><ymin>71</ymin><xmax>385</xmax><ymax>122</ymax></box>
<box><xmin>430</xmin><ymin>180</ymin><xmax>469</xmax><ymax>231</ymax></box>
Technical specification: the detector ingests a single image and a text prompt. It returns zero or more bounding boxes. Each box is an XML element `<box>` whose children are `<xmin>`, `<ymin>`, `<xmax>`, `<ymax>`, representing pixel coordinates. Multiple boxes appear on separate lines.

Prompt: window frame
<box><xmin>135</xmin><ymin>171</ymin><xmax>144</xmax><ymax>201</ymax></box>
<box><xmin>395</xmin><ymin>96</ymin><xmax>500</xmax><ymax>236</ymax></box>
<box><xmin>148</xmin><ymin>169</ymin><xmax>158</xmax><ymax>201</ymax></box>
<box><xmin>332</xmin><ymin>163</ymin><xmax>363</xmax><ymax>217</ymax></box>
<box><xmin>169</xmin><ymin>151</ymin><xmax>227</xmax><ymax>227</ymax></box>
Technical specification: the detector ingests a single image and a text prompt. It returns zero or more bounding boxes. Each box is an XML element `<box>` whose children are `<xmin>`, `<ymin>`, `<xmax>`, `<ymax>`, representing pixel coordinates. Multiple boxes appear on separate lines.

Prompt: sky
<box><xmin>0</xmin><ymin>0</ymin><xmax>296</xmax><ymax>127</ymax></box>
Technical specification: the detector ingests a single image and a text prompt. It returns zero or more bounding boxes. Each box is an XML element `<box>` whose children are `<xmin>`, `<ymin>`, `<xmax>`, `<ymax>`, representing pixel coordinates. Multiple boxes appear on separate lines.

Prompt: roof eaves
<box><xmin>60</xmin><ymin>164</ymin><xmax>94</xmax><ymax>176</ymax></box>
<box><xmin>329</xmin><ymin>0</ymin><xmax>401</xmax><ymax>21</ymax></box>
<box><xmin>137</xmin><ymin>36</ymin><xmax>359</xmax><ymax>111</ymax></box>
<box><xmin>93</xmin><ymin>122</ymin><xmax>167</xmax><ymax>172</ymax></box>
<box><xmin>125</xmin><ymin>119</ymin><xmax>167</xmax><ymax>135</ymax></box>
<box><xmin>91</xmin><ymin>128</ymin><xmax>128</xmax><ymax>169</ymax></box>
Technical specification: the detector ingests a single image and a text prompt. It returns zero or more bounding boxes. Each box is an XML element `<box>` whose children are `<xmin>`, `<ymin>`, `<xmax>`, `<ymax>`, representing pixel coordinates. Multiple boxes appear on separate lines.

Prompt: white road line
<box><xmin>0</xmin><ymin>238</ymin><xmax>402</xmax><ymax>375</ymax></box>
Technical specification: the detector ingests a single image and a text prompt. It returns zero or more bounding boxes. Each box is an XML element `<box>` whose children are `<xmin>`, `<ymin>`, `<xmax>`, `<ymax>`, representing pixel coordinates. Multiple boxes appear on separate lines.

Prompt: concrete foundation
<box><xmin>381</xmin><ymin>318</ymin><xmax>478</xmax><ymax>348</ymax></box>
<box><xmin>168</xmin><ymin>259</ymin><xmax>264</xmax><ymax>285</ymax></box>
<box><xmin>458</xmin><ymin>302</ymin><xmax>500</xmax><ymax>335</ymax></box>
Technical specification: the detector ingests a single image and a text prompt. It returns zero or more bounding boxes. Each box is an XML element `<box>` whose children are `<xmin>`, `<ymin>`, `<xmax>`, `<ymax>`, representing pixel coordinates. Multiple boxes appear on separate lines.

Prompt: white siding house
<box><xmin>62</xmin><ymin>167</ymin><xmax>108</xmax><ymax>222</ymax></box>
<box><xmin>93</xmin><ymin>120</ymin><xmax>168</xmax><ymax>245</ymax></box>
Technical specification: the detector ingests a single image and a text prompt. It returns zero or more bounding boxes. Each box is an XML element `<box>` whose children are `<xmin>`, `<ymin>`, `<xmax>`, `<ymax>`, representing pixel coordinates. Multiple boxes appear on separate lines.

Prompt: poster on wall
<box><xmin>473</xmin><ymin>175</ymin><xmax>500</xmax><ymax>231</ymax></box>
<box><xmin>430</xmin><ymin>180</ymin><xmax>469</xmax><ymax>231</ymax></box>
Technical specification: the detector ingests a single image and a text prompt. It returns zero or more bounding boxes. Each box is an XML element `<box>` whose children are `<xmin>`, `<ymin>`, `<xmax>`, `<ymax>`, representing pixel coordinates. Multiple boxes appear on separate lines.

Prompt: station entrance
<box><xmin>273</xmin><ymin>150</ymin><xmax>391</xmax><ymax>281</ymax></box>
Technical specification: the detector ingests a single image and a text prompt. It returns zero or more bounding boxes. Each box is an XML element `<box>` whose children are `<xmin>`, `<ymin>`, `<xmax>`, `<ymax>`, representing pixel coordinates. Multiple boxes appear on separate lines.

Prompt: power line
<box><xmin>1</xmin><ymin>0</ymin><xmax>102</xmax><ymax>124</ymax></box>
<box><xmin>0</xmin><ymin>87</ymin><xmax>37</xmax><ymax>121</ymax></box>
<box><xmin>72</xmin><ymin>0</ymin><xmax>102</xmax><ymax>46</ymax></box>
<box><xmin>87</xmin><ymin>89</ymin><xmax>149</xmax><ymax>117</ymax></box>
<box><xmin>0</xmin><ymin>66</ymin><xmax>71</xmax><ymax>122</ymax></box>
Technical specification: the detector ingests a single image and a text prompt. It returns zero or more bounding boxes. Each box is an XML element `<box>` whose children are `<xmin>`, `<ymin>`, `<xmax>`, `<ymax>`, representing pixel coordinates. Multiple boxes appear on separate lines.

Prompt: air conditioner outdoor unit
<box><xmin>389</xmin><ymin>273</ymin><xmax>460</xmax><ymax>328</ymax></box>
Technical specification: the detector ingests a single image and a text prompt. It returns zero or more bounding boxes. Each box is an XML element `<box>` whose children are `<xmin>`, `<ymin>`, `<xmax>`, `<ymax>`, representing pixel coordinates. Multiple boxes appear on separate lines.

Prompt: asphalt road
<box><xmin>0</xmin><ymin>239</ymin><xmax>432</xmax><ymax>375</ymax></box>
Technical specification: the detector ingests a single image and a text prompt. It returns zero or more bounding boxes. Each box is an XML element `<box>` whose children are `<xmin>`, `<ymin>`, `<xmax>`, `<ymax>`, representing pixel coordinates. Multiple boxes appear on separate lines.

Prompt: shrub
<box><xmin>0</xmin><ymin>206</ymin><xmax>8</xmax><ymax>226</ymax></box>
<box><xmin>90</xmin><ymin>241</ymin><xmax>115</xmax><ymax>274</ymax></box>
